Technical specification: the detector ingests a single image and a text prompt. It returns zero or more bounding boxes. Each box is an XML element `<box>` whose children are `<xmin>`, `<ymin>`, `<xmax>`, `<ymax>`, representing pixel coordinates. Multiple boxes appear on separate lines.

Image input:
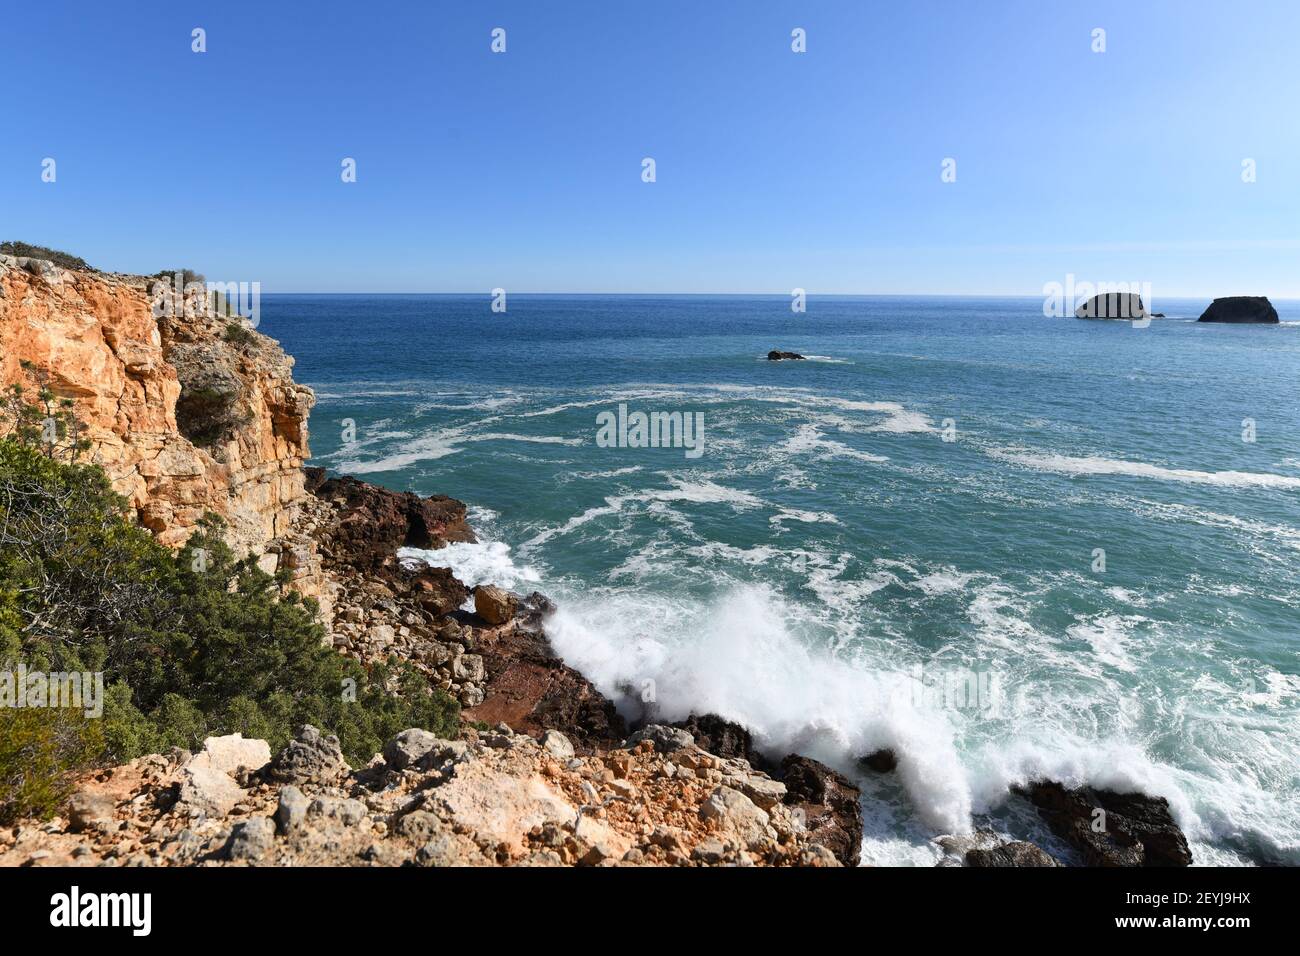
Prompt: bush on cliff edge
<box><xmin>0</xmin><ymin>435</ymin><xmax>458</xmax><ymax>824</ymax></box>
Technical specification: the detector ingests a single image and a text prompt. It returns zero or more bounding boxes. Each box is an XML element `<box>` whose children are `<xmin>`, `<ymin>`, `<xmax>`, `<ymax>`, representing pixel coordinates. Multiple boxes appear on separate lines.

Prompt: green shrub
<box><xmin>0</xmin><ymin>241</ymin><xmax>94</xmax><ymax>272</ymax></box>
<box><xmin>0</xmin><ymin>434</ymin><xmax>459</xmax><ymax>823</ymax></box>
<box><xmin>0</xmin><ymin>707</ymin><xmax>104</xmax><ymax>823</ymax></box>
<box><xmin>223</xmin><ymin>321</ymin><xmax>257</xmax><ymax>347</ymax></box>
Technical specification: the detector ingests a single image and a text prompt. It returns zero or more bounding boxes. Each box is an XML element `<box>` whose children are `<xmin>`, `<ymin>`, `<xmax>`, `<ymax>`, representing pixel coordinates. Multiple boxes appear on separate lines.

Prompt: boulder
<box><xmin>1197</xmin><ymin>295</ymin><xmax>1278</xmax><ymax>324</ymax></box>
<box><xmin>267</xmin><ymin>725</ymin><xmax>350</xmax><ymax>786</ymax></box>
<box><xmin>778</xmin><ymin>755</ymin><xmax>863</xmax><ymax>867</ymax></box>
<box><xmin>178</xmin><ymin>765</ymin><xmax>245</xmax><ymax>817</ymax></box>
<box><xmin>65</xmin><ymin>790</ymin><xmax>115</xmax><ymax>833</ymax></box>
<box><xmin>627</xmin><ymin>724</ymin><xmax>696</xmax><ymax>754</ymax></box>
<box><xmin>384</xmin><ymin>728</ymin><xmax>463</xmax><ymax>772</ymax></box>
<box><xmin>474</xmin><ymin>585</ymin><xmax>517</xmax><ymax>625</ymax></box>
<box><xmin>308</xmin><ymin>796</ymin><xmax>367</xmax><ymax>826</ymax></box>
<box><xmin>540</xmin><ymin>729</ymin><xmax>575</xmax><ymax>760</ymax></box>
<box><xmin>1075</xmin><ymin>292</ymin><xmax>1147</xmax><ymax>320</ymax></box>
<box><xmin>736</xmin><ymin>774</ymin><xmax>787</xmax><ymax>810</ymax></box>
<box><xmin>275</xmin><ymin>785</ymin><xmax>309</xmax><ymax>835</ymax></box>
<box><xmin>187</xmin><ymin>733</ymin><xmax>272</xmax><ymax>777</ymax></box>
<box><xmin>797</xmin><ymin>844</ymin><xmax>842</xmax><ymax>867</ymax></box>
<box><xmin>1016</xmin><ymin>781</ymin><xmax>1192</xmax><ymax>867</ymax></box>
<box><xmin>407</xmin><ymin>566</ymin><xmax>472</xmax><ymax>617</ymax></box>
<box><xmin>453</xmin><ymin>653</ymin><xmax>486</xmax><ymax>683</ymax></box>
<box><xmin>767</xmin><ymin>350</ymin><xmax>806</xmax><ymax>360</ymax></box>
<box><xmin>224</xmin><ymin>817</ymin><xmax>275</xmax><ymax>862</ymax></box>
<box><xmin>699</xmin><ymin>786</ymin><xmax>773</xmax><ymax>848</ymax></box>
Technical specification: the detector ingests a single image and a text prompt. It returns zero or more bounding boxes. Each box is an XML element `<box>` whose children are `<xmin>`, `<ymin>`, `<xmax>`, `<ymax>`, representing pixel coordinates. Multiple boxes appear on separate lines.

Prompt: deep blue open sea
<box><xmin>260</xmin><ymin>294</ymin><xmax>1300</xmax><ymax>865</ymax></box>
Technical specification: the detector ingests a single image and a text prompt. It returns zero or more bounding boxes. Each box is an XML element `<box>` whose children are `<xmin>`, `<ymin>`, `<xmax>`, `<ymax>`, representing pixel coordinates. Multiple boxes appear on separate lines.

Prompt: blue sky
<box><xmin>4</xmin><ymin>0</ymin><xmax>1298</xmax><ymax>294</ymax></box>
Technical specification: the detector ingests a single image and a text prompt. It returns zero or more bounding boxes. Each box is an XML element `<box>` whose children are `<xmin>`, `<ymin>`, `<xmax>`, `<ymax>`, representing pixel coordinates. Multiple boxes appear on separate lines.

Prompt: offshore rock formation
<box><xmin>1196</xmin><ymin>295</ymin><xmax>1279</xmax><ymax>324</ymax></box>
<box><xmin>0</xmin><ymin>254</ymin><xmax>313</xmax><ymax>555</ymax></box>
<box><xmin>1074</xmin><ymin>292</ymin><xmax>1147</xmax><ymax>320</ymax></box>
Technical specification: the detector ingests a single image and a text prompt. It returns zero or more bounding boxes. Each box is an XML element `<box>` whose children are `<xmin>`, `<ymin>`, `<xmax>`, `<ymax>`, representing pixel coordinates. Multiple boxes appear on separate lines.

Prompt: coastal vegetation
<box><xmin>0</xmin><ymin>366</ymin><xmax>458</xmax><ymax>824</ymax></box>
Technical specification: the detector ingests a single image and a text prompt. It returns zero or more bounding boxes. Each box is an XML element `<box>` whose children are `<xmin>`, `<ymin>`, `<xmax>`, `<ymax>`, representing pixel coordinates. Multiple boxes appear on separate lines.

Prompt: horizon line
<box><xmin>259</xmin><ymin>290</ymin><xmax>1300</xmax><ymax>300</ymax></box>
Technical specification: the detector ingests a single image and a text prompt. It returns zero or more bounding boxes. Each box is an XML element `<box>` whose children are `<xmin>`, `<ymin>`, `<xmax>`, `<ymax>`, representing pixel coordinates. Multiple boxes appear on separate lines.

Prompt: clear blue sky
<box><xmin>4</xmin><ymin>0</ymin><xmax>1298</xmax><ymax>295</ymax></box>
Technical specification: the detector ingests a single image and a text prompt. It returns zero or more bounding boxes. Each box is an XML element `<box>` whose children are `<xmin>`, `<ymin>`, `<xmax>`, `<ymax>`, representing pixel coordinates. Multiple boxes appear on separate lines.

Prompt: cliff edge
<box><xmin>0</xmin><ymin>254</ymin><xmax>312</xmax><ymax>555</ymax></box>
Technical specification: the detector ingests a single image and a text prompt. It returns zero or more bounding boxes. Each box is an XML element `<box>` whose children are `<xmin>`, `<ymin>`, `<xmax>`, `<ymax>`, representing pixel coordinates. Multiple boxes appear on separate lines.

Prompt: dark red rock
<box><xmin>466</xmin><ymin>619</ymin><xmax>626</xmax><ymax>751</ymax></box>
<box><xmin>1016</xmin><ymin>781</ymin><xmax>1192</xmax><ymax>867</ymax></box>
<box><xmin>777</xmin><ymin>755</ymin><xmax>863</xmax><ymax>867</ymax></box>
<box><xmin>312</xmin><ymin>474</ymin><xmax>475</xmax><ymax>571</ymax></box>
<box><xmin>404</xmin><ymin>566</ymin><xmax>471</xmax><ymax>617</ymax></box>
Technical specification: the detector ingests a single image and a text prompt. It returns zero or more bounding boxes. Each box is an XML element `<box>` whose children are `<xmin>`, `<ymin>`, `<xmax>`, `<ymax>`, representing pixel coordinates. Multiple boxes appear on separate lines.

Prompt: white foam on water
<box><xmin>337</xmin><ymin>429</ymin><xmax>464</xmax><ymax>473</ymax></box>
<box><xmin>780</xmin><ymin>423</ymin><xmax>889</xmax><ymax>464</ymax></box>
<box><xmin>1066</xmin><ymin>614</ymin><xmax>1143</xmax><ymax>673</ymax></box>
<box><xmin>521</xmin><ymin>477</ymin><xmax>765</xmax><ymax>550</ymax></box>
<box><xmin>398</xmin><ymin>540</ymin><xmax>541</xmax><ymax>592</ymax></box>
<box><xmin>914</xmin><ymin>569</ymin><xmax>977</xmax><ymax>596</ymax></box>
<box><xmin>467</xmin><ymin>432</ymin><xmax>584</xmax><ymax>446</ymax></box>
<box><xmin>990</xmin><ymin>447</ymin><xmax>1300</xmax><ymax>489</ymax></box>
<box><xmin>770</xmin><ymin>509</ymin><xmax>841</xmax><ymax>528</ymax></box>
<box><xmin>546</xmin><ymin>583</ymin><xmax>976</xmax><ymax>835</ymax></box>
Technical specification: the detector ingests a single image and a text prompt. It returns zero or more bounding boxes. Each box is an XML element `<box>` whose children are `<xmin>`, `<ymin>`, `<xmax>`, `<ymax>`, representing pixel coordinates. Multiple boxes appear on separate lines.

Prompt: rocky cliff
<box><xmin>0</xmin><ymin>254</ymin><xmax>313</xmax><ymax>555</ymax></box>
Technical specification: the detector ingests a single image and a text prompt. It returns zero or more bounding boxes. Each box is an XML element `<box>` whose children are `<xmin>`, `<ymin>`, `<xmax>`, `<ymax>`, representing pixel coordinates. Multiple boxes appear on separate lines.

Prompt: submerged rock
<box><xmin>859</xmin><ymin>748</ymin><xmax>897</xmax><ymax>773</ymax></box>
<box><xmin>474</xmin><ymin>584</ymin><xmax>517</xmax><ymax>625</ymax></box>
<box><xmin>1016</xmin><ymin>781</ymin><xmax>1192</xmax><ymax>867</ymax></box>
<box><xmin>965</xmin><ymin>841</ymin><xmax>1059</xmax><ymax>867</ymax></box>
<box><xmin>1197</xmin><ymin>295</ymin><xmax>1278</xmax><ymax>324</ymax></box>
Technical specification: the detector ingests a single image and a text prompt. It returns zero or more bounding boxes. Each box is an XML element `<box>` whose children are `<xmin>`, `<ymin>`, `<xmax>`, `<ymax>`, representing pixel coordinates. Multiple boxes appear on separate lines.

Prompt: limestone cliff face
<box><xmin>0</xmin><ymin>254</ymin><xmax>313</xmax><ymax>558</ymax></box>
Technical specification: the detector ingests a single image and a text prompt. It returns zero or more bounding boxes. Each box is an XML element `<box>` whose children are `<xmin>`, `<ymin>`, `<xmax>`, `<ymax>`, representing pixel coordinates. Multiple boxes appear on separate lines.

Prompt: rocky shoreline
<box><xmin>0</xmin><ymin>253</ymin><xmax>1195</xmax><ymax>867</ymax></box>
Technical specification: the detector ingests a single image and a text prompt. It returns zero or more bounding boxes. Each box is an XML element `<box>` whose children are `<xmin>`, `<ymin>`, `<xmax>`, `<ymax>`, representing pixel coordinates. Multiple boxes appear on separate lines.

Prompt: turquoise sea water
<box><xmin>260</xmin><ymin>294</ymin><xmax>1300</xmax><ymax>866</ymax></box>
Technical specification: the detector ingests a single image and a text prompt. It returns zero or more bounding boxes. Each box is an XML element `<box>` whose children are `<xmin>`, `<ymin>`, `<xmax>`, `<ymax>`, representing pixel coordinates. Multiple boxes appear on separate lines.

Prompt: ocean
<box><xmin>259</xmin><ymin>294</ymin><xmax>1300</xmax><ymax>866</ymax></box>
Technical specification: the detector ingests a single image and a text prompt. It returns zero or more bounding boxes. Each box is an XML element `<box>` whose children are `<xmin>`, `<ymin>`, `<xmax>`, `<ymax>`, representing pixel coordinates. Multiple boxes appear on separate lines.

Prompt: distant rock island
<box><xmin>1075</xmin><ymin>292</ymin><xmax>1147</xmax><ymax>320</ymax></box>
<box><xmin>1197</xmin><ymin>296</ymin><xmax>1279</xmax><ymax>324</ymax></box>
<box><xmin>767</xmin><ymin>350</ymin><xmax>806</xmax><ymax>361</ymax></box>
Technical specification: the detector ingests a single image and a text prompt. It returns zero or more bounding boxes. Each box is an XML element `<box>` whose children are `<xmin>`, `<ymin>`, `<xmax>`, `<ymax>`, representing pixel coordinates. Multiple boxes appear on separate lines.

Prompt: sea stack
<box><xmin>1075</xmin><ymin>292</ymin><xmax>1147</xmax><ymax>320</ymax></box>
<box><xmin>1196</xmin><ymin>296</ymin><xmax>1279</xmax><ymax>324</ymax></box>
